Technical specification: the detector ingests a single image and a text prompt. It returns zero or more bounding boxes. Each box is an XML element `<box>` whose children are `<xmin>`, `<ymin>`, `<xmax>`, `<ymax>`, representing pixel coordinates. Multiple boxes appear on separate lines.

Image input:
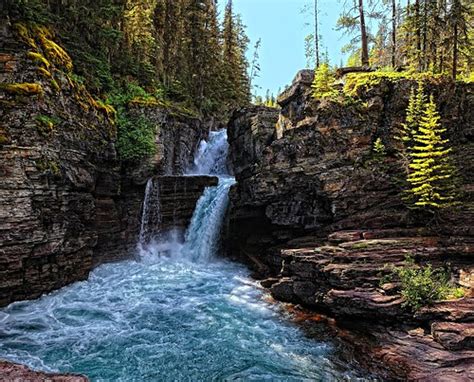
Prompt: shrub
<box><xmin>116</xmin><ymin>114</ymin><xmax>156</xmax><ymax>161</ymax></box>
<box><xmin>393</xmin><ymin>256</ymin><xmax>464</xmax><ymax>310</ymax></box>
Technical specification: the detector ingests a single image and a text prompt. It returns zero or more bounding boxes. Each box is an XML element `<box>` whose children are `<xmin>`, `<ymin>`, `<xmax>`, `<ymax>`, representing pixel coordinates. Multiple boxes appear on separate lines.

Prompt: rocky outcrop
<box><xmin>157</xmin><ymin>176</ymin><xmax>218</xmax><ymax>232</ymax></box>
<box><xmin>0</xmin><ymin>360</ymin><xmax>87</xmax><ymax>381</ymax></box>
<box><xmin>0</xmin><ymin>21</ymin><xmax>210</xmax><ymax>306</ymax></box>
<box><xmin>226</xmin><ymin>71</ymin><xmax>474</xmax><ymax>379</ymax></box>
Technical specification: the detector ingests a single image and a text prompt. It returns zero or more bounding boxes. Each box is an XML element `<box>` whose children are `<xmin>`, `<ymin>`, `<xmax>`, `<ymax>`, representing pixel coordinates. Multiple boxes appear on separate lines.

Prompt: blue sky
<box><xmin>218</xmin><ymin>0</ymin><xmax>353</xmax><ymax>97</ymax></box>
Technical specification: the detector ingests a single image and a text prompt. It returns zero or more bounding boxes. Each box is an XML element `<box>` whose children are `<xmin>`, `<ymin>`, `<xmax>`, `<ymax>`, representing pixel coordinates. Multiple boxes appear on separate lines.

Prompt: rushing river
<box><xmin>0</xmin><ymin>130</ymin><xmax>372</xmax><ymax>381</ymax></box>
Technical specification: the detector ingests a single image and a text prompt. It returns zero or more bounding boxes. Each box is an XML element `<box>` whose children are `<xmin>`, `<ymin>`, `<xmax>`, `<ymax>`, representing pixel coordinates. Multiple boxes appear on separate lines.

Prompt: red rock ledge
<box><xmin>0</xmin><ymin>360</ymin><xmax>88</xmax><ymax>382</ymax></box>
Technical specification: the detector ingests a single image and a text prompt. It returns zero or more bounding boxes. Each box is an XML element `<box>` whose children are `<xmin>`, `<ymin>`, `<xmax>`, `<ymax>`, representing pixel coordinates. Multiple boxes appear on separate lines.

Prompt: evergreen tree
<box><xmin>399</xmin><ymin>81</ymin><xmax>427</xmax><ymax>171</ymax></box>
<box><xmin>406</xmin><ymin>95</ymin><xmax>458</xmax><ymax>208</ymax></box>
<box><xmin>221</xmin><ymin>0</ymin><xmax>251</xmax><ymax>109</ymax></box>
<box><xmin>311</xmin><ymin>63</ymin><xmax>337</xmax><ymax>99</ymax></box>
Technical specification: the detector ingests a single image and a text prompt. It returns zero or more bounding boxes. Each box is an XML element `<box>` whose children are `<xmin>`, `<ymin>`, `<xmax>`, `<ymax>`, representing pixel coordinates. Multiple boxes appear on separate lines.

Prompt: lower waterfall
<box><xmin>0</xmin><ymin>130</ymin><xmax>373</xmax><ymax>381</ymax></box>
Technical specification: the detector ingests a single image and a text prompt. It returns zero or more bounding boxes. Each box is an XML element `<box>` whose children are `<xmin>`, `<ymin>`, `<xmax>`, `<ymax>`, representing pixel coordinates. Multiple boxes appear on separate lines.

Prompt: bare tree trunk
<box><xmin>391</xmin><ymin>0</ymin><xmax>397</xmax><ymax>68</ymax></box>
<box><xmin>359</xmin><ymin>0</ymin><xmax>369</xmax><ymax>66</ymax></box>
<box><xmin>415</xmin><ymin>0</ymin><xmax>421</xmax><ymax>69</ymax></box>
<box><xmin>452</xmin><ymin>0</ymin><xmax>459</xmax><ymax>79</ymax></box>
<box><xmin>314</xmin><ymin>0</ymin><xmax>320</xmax><ymax>67</ymax></box>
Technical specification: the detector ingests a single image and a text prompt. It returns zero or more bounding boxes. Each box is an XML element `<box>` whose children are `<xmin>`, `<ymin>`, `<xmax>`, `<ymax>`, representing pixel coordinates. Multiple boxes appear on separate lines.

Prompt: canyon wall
<box><xmin>226</xmin><ymin>70</ymin><xmax>474</xmax><ymax>380</ymax></box>
<box><xmin>0</xmin><ymin>21</ymin><xmax>212</xmax><ymax>306</ymax></box>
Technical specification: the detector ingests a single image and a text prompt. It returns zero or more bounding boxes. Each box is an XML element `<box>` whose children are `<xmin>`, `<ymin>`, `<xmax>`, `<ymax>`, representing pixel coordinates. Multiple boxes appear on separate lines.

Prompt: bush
<box><xmin>393</xmin><ymin>256</ymin><xmax>464</xmax><ymax>310</ymax></box>
<box><xmin>108</xmin><ymin>83</ymin><xmax>157</xmax><ymax>161</ymax></box>
<box><xmin>116</xmin><ymin>114</ymin><xmax>156</xmax><ymax>161</ymax></box>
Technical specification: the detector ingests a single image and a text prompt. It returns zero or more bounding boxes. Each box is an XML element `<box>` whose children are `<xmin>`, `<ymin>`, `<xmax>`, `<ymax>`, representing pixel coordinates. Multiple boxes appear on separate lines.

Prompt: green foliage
<box><xmin>372</xmin><ymin>137</ymin><xmax>386</xmax><ymax>162</ymax></box>
<box><xmin>392</xmin><ymin>256</ymin><xmax>464</xmax><ymax>310</ymax></box>
<box><xmin>116</xmin><ymin>114</ymin><xmax>156</xmax><ymax>161</ymax></box>
<box><xmin>8</xmin><ymin>0</ymin><xmax>251</xmax><ymax>115</ymax></box>
<box><xmin>108</xmin><ymin>83</ymin><xmax>157</xmax><ymax>161</ymax></box>
<box><xmin>312</xmin><ymin>63</ymin><xmax>338</xmax><ymax>99</ymax></box>
<box><xmin>404</xmin><ymin>94</ymin><xmax>458</xmax><ymax>209</ymax></box>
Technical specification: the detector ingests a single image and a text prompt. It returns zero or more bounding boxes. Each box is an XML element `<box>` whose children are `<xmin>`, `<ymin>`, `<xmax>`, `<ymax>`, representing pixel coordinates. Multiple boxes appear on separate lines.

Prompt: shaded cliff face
<box><xmin>0</xmin><ymin>21</ymin><xmax>211</xmax><ymax>306</ymax></box>
<box><xmin>227</xmin><ymin>71</ymin><xmax>474</xmax><ymax>266</ymax></box>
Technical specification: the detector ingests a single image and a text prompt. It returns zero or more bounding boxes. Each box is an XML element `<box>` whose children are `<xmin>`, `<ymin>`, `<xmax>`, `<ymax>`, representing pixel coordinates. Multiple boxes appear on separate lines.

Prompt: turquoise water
<box><xmin>0</xmin><ymin>257</ymin><xmax>369</xmax><ymax>381</ymax></box>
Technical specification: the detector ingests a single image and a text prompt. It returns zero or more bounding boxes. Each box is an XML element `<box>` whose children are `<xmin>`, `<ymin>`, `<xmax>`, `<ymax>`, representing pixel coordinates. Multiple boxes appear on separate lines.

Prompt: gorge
<box><xmin>1</xmin><ymin>3</ymin><xmax>474</xmax><ymax>381</ymax></box>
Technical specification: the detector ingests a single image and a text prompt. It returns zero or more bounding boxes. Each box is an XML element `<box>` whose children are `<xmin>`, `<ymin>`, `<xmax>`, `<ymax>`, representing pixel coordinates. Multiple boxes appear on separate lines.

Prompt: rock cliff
<box><xmin>226</xmin><ymin>70</ymin><xmax>474</xmax><ymax>380</ymax></box>
<box><xmin>0</xmin><ymin>20</ymin><xmax>212</xmax><ymax>306</ymax></box>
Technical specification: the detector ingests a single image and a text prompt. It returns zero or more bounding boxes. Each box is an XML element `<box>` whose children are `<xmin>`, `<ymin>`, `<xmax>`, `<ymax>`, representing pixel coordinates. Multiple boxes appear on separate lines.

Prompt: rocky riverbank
<box><xmin>226</xmin><ymin>70</ymin><xmax>474</xmax><ymax>380</ymax></box>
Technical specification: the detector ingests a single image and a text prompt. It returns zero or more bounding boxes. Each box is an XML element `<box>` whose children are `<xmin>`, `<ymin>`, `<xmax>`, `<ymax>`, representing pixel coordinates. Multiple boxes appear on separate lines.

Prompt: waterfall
<box><xmin>188</xmin><ymin>130</ymin><xmax>230</xmax><ymax>175</ymax></box>
<box><xmin>179</xmin><ymin>129</ymin><xmax>233</xmax><ymax>261</ymax></box>
<box><xmin>139</xmin><ymin>129</ymin><xmax>233</xmax><ymax>262</ymax></box>
<box><xmin>138</xmin><ymin>178</ymin><xmax>162</xmax><ymax>250</ymax></box>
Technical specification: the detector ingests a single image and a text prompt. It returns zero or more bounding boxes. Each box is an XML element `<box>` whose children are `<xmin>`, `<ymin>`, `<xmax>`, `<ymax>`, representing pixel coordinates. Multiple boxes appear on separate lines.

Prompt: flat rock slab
<box><xmin>0</xmin><ymin>360</ymin><xmax>88</xmax><ymax>381</ymax></box>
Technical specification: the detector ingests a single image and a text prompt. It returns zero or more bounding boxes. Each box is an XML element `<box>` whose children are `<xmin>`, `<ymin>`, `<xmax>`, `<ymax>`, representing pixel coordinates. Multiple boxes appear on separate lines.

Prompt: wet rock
<box><xmin>0</xmin><ymin>360</ymin><xmax>88</xmax><ymax>381</ymax></box>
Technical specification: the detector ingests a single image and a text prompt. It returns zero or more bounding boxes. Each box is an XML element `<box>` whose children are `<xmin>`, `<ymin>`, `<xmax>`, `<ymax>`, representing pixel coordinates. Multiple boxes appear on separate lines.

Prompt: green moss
<box><xmin>50</xmin><ymin>78</ymin><xmax>60</xmax><ymax>92</ymax></box>
<box><xmin>343</xmin><ymin>71</ymin><xmax>447</xmax><ymax>97</ymax></box>
<box><xmin>35</xmin><ymin>26</ymin><xmax>73</xmax><ymax>72</ymax></box>
<box><xmin>37</xmin><ymin>66</ymin><xmax>52</xmax><ymax>78</ymax></box>
<box><xmin>0</xmin><ymin>82</ymin><xmax>43</xmax><ymax>95</ymax></box>
<box><xmin>27</xmin><ymin>51</ymin><xmax>50</xmax><ymax>68</ymax></box>
<box><xmin>36</xmin><ymin>158</ymin><xmax>61</xmax><ymax>176</ymax></box>
<box><xmin>13</xmin><ymin>23</ymin><xmax>37</xmax><ymax>48</ymax></box>
<box><xmin>35</xmin><ymin>114</ymin><xmax>59</xmax><ymax>136</ymax></box>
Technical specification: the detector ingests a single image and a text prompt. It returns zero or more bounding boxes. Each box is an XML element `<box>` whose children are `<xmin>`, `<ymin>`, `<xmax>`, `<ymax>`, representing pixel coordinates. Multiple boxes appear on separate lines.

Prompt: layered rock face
<box><xmin>0</xmin><ymin>21</ymin><xmax>210</xmax><ymax>306</ymax></box>
<box><xmin>227</xmin><ymin>71</ymin><xmax>474</xmax><ymax>379</ymax></box>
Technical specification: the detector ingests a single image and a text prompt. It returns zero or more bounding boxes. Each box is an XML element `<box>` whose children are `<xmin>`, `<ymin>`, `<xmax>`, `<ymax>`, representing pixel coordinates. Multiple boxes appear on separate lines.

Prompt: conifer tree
<box><xmin>398</xmin><ymin>81</ymin><xmax>427</xmax><ymax>171</ymax></box>
<box><xmin>221</xmin><ymin>0</ymin><xmax>251</xmax><ymax>109</ymax></box>
<box><xmin>406</xmin><ymin>95</ymin><xmax>458</xmax><ymax>208</ymax></box>
<box><xmin>311</xmin><ymin>63</ymin><xmax>337</xmax><ymax>99</ymax></box>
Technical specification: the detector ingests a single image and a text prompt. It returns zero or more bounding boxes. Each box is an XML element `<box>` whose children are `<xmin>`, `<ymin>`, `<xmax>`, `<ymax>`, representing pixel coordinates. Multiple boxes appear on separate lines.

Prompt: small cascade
<box><xmin>188</xmin><ymin>130</ymin><xmax>230</xmax><ymax>175</ymax></box>
<box><xmin>138</xmin><ymin>178</ymin><xmax>162</xmax><ymax>249</ymax></box>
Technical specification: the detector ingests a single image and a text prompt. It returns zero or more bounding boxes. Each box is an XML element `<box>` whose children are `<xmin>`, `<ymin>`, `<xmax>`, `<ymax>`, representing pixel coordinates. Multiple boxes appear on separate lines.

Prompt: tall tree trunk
<box><xmin>415</xmin><ymin>0</ymin><xmax>421</xmax><ymax>69</ymax></box>
<box><xmin>314</xmin><ymin>0</ymin><xmax>320</xmax><ymax>67</ymax></box>
<box><xmin>391</xmin><ymin>0</ymin><xmax>397</xmax><ymax>68</ymax></box>
<box><xmin>359</xmin><ymin>0</ymin><xmax>369</xmax><ymax>66</ymax></box>
<box><xmin>452</xmin><ymin>0</ymin><xmax>459</xmax><ymax>79</ymax></box>
<box><xmin>422</xmin><ymin>0</ymin><xmax>428</xmax><ymax>70</ymax></box>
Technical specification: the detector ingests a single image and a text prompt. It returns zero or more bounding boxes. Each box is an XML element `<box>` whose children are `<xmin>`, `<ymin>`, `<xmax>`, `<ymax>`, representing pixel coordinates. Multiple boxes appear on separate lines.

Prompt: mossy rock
<box><xmin>27</xmin><ymin>51</ymin><xmax>50</xmax><ymax>68</ymax></box>
<box><xmin>0</xmin><ymin>83</ymin><xmax>43</xmax><ymax>96</ymax></box>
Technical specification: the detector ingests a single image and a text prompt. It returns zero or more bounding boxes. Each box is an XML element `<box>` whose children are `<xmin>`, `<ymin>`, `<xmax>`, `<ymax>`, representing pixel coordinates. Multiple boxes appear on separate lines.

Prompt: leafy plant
<box><xmin>373</xmin><ymin>137</ymin><xmax>386</xmax><ymax>161</ymax></box>
<box><xmin>108</xmin><ymin>83</ymin><xmax>157</xmax><ymax>161</ymax></box>
<box><xmin>391</xmin><ymin>256</ymin><xmax>464</xmax><ymax>310</ymax></box>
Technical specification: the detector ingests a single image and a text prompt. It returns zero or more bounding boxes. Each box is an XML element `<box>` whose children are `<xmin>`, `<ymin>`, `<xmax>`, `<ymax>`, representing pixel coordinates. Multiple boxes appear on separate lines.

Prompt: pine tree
<box><xmin>311</xmin><ymin>63</ymin><xmax>337</xmax><ymax>99</ymax></box>
<box><xmin>221</xmin><ymin>0</ymin><xmax>251</xmax><ymax>109</ymax></box>
<box><xmin>406</xmin><ymin>95</ymin><xmax>458</xmax><ymax>208</ymax></box>
<box><xmin>399</xmin><ymin>82</ymin><xmax>427</xmax><ymax>170</ymax></box>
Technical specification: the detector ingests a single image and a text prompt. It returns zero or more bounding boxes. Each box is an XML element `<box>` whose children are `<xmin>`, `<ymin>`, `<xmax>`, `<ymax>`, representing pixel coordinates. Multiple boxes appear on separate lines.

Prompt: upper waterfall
<box><xmin>187</xmin><ymin>130</ymin><xmax>230</xmax><ymax>176</ymax></box>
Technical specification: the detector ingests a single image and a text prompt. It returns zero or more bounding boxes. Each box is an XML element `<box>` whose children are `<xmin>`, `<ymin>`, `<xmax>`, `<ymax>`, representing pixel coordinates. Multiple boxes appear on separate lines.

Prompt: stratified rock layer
<box><xmin>226</xmin><ymin>71</ymin><xmax>474</xmax><ymax>380</ymax></box>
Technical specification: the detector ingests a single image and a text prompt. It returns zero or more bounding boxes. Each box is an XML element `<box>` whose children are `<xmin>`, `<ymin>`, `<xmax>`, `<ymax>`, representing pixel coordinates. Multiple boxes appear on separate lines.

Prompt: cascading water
<box><xmin>187</xmin><ymin>130</ymin><xmax>230</xmax><ymax>175</ymax></box>
<box><xmin>0</xmin><ymin>129</ymin><xmax>373</xmax><ymax>381</ymax></box>
<box><xmin>138</xmin><ymin>178</ymin><xmax>162</xmax><ymax>250</ymax></box>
